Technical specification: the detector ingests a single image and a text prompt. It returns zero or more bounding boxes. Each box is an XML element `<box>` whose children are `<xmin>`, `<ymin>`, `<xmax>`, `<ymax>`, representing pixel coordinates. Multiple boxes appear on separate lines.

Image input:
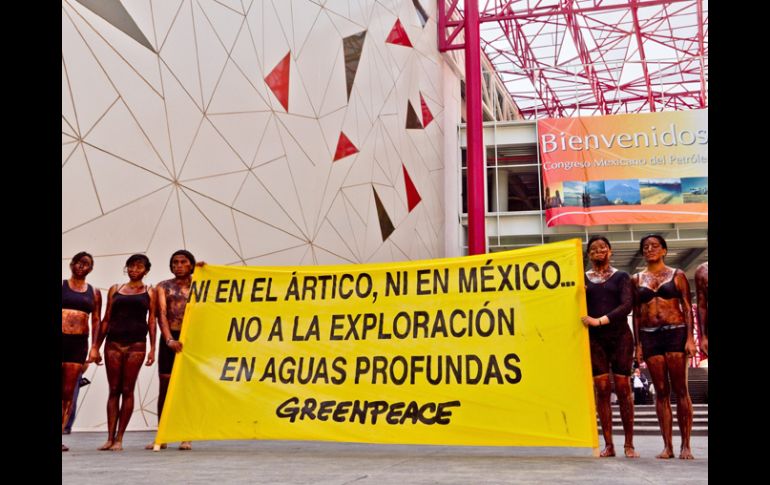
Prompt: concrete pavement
<box><xmin>63</xmin><ymin>431</ymin><xmax>707</xmax><ymax>484</ymax></box>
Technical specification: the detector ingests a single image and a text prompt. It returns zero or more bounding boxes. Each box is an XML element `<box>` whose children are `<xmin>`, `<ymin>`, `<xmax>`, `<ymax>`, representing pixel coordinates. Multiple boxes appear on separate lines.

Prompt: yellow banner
<box><xmin>156</xmin><ymin>240</ymin><xmax>597</xmax><ymax>447</ymax></box>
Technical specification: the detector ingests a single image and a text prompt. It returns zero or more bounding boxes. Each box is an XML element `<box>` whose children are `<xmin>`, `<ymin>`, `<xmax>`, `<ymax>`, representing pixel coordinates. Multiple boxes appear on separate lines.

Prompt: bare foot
<box><xmin>624</xmin><ymin>445</ymin><xmax>640</xmax><ymax>458</ymax></box>
<box><xmin>145</xmin><ymin>442</ymin><xmax>167</xmax><ymax>450</ymax></box>
<box><xmin>62</xmin><ymin>443</ymin><xmax>69</xmax><ymax>452</ymax></box>
<box><xmin>600</xmin><ymin>444</ymin><xmax>615</xmax><ymax>457</ymax></box>
<box><xmin>179</xmin><ymin>441</ymin><xmax>192</xmax><ymax>451</ymax></box>
<box><xmin>656</xmin><ymin>447</ymin><xmax>675</xmax><ymax>459</ymax></box>
<box><xmin>109</xmin><ymin>442</ymin><xmax>123</xmax><ymax>451</ymax></box>
<box><xmin>98</xmin><ymin>441</ymin><xmax>113</xmax><ymax>451</ymax></box>
<box><xmin>679</xmin><ymin>446</ymin><xmax>695</xmax><ymax>459</ymax></box>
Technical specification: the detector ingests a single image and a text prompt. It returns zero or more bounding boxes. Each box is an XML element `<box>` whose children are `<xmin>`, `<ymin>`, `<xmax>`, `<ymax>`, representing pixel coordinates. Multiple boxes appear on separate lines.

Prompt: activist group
<box><xmin>61</xmin><ymin>250</ymin><xmax>199</xmax><ymax>452</ymax></box>
<box><xmin>581</xmin><ymin>234</ymin><xmax>706</xmax><ymax>460</ymax></box>
<box><xmin>62</xmin><ymin>235</ymin><xmax>707</xmax><ymax>458</ymax></box>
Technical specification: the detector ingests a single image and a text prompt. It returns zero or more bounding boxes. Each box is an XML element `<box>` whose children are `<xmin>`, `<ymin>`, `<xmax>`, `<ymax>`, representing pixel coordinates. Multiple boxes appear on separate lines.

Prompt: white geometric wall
<box><xmin>62</xmin><ymin>0</ymin><xmax>460</xmax><ymax>432</ymax></box>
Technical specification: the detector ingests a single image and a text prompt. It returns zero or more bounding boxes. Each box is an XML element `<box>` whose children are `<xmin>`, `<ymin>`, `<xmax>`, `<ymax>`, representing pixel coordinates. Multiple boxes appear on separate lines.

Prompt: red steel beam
<box><xmin>497</xmin><ymin>15</ymin><xmax>568</xmax><ymax>118</ymax></box>
<box><xmin>696</xmin><ymin>0</ymin><xmax>707</xmax><ymax>107</ymax></box>
<box><xmin>515</xmin><ymin>90</ymin><xmax>703</xmax><ymax>115</ymax></box>
<box><xmin>438</xmin><ymin>1</ymin><xmax>705</xmax><ymax>113</ymax></box>
<box><xmin>464</xmin><ymin>0</ymin><xmax>486</xmax><ymax>255</ymax></box>
<box><xmin>477</xmin><ymin>0</ymin><xmax>692</xmax><ymax>23</ymax></box>
<box><xmin>630</xmin><ymin>0</ymin><xmax>657</xmax><ymax>111</ymax></box>
<box><xmin>438</xmin><ymin>0</ymin><xmax>465</xmax><ymax>50</ymax></box>
<box><xmin>562</xmin><ymin>0</ymin><xmax>609</xmax><ymax>114</ymax></box>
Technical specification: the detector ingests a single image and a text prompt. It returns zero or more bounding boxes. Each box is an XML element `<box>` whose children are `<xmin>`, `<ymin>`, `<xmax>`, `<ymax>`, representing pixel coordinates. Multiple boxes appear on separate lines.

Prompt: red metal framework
<box><xmin>439</xmin><ymin>0</ymin><xmax>708</xmax><ymax>118</ymax></box>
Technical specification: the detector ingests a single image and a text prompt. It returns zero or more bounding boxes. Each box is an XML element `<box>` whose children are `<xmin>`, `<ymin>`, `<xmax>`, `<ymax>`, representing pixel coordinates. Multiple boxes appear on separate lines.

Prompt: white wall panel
<box><xmin>158</xmin><ymin>1</ymin><xmax>203</xmax><ymax>109</ymax></box>
<box><xmin>207</xmin><ymin>111</ymin><xmax>272</xmax><ymax>165</ymax></box>
<box><xmin>151</xmin><ymin>0</ymin><xmax>184</xmax><ymax>50</ymax></box>
<box><xmin>63</xmin><ymin>0</ymin><xmax>459</xmax><ymax>433</ymax></box>
<box><xmin>62</xmin><ymin>8</ymin><xmax>119</xmax><ymax>136</ymax></box>
<box><xmin>207</xmin><ymin>61</ymin><xmax>271</xmax><ymax>113</ymax></box>
<box><xmin>86</xmin><ymin>100</ymin><xmax>171</xmax><ymax>178</ymax></box>
<box><xmin>62</xmin><ymin>146</ymin><xmax>102</xmax><ymax>231</ymax></box>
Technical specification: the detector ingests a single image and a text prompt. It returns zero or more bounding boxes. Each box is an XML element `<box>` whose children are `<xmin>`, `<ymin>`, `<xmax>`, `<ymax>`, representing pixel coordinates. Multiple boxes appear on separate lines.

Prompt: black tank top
<box><xmin>62</xmin><ymin>280</ymin><xmax>94</xmax><ymax>314</ymax></box>
<box><xmin>107</xmin><ymin>287</ymin><xmax>150</xmax><ymax>343</ymax></box>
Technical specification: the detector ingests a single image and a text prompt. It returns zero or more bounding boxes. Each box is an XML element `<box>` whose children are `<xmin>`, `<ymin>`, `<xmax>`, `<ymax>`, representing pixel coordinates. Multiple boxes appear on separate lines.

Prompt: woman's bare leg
<box><xmin>62</xmin><ymin>363</ymin><xmax>81</xmax><ymax>430</ymax></box>
<box><xmin>646</xmin><ymin>355</ymin><xmax>675</xmax><ymax>458</ymax></box>
<box><xmin>594</xmin><ymin>374</ymin><xmax>615</xmax><ymax>457</ymax></box>
<box><xmin>110</xmin><ymin>344</ymin><xmax>146</xmax><ymax>451</ymax></box>
<box><xmin>100</xmin><ymin>343</ymin><xmax>123</xmax><ymax>450</ymax></box>
<box><xmin>666</xmin><ymin>352</ymin><xmax>694</xmax><ymax>459</ymax></box>
<box><xmin>62</xmin><ymin>362</ymin><xmax>82</xmax><ymax>452</ymax></box>
<box><xmin>613</xmin><ymin>374</ymin><xmax>638</xmax><ymax>457</ymax></box>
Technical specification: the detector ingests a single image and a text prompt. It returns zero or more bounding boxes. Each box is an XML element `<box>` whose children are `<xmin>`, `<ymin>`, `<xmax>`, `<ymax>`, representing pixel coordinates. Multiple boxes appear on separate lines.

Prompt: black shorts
<box><xmin>158</xmin><ymin>330</ymin><xmax>181</xmax><ymax>375</ymax></box>
<box><xmin>62</xmin><ymin>333</ymin><xmax>88</xmax><ymax>364</ymax></box>
<box><xmin>589</xmin><ymin>326</ymin><xmax>634</xmax><ymax>377</ymax></box>
<box><xmin>639</xmin><ymin>325</ymin><xmax>687</xmax><ymax>359</ymax></box>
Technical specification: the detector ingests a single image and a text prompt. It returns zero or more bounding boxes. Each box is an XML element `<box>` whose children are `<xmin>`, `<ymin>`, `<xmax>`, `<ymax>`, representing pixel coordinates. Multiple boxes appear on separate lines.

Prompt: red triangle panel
<box><xmin>265</xmin><ymin>52</ymin><xmax>290</xmax><ymax>111</ymax></box>
<box><xmin>333</xmin><ymin>132</ymin><xmax>359</xmax><ymax>161</ymax></box>
<box><xmin>402</xmin><ymin>164</ymin><xmax>422</xmax><ymax>212</ymax></box>
<box><xmin>385</xmin><ymin>19</ymin><xmax>413</xmax><ymax>47</ymax></box>
<box><xmin>420</xmin><ymin>93</ymin><xmax>433</xmax><ymax>127</ymax></box>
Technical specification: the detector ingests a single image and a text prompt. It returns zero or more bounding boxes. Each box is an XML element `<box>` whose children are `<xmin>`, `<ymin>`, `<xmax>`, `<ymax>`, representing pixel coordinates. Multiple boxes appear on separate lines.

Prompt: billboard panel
<box><xmin>538</xmin><ymin>110</ymin><xmax>707</xmax><ymax>226</ymax></box>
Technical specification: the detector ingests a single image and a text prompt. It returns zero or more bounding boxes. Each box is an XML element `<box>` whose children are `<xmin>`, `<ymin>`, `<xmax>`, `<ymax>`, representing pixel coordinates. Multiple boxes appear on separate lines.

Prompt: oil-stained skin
<box><xmin>151</xmin><ymin>253</ymin><xmax>195</xmax><ymax>451</ymax></box>
<box><xmin>695</xmin><ymin>262</ymin><xmax>708</xmax><ymax>355</ymax></box>
<box><xmin>632</xmin><ymin>237</ymin><xmax>695</xmax><ymax>460</ymax></box>
<box><xmin>97</xmin><ymin>258</ymin><xmax>156</xmax><ymax>452</ymax></box>
<box><xmin>582</xmin><ymin>238</ymin><xmax>637</xmax><ymax>458</ymax></box>
<box><xmin>62</xmin><ymin>254</ymin><xmax>102</xmax><ymax>453</ymax></box>
<box><xmin>635</xmin><ymin>268</ymin><xmax>689</xmax><ymax>328</ymax></box>
<box><xmin>62</xmin><ymin>309</ymin><xmax>89</xmax><ymax>334</ymax></box>
<box><xmin>158</xmin><ymin>279</ymin><xmax>190</xmax><ymax>331</ymax></box>
<box><xmin>62</xmin><ymin>255</ymin><xmax>100</xmax><ymax>335</ymax></box>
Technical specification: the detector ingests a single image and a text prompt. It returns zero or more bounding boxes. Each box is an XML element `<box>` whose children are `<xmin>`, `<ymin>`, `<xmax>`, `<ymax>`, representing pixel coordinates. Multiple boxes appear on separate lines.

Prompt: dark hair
<box><xmin>586</xmin><ymin>236</ymin><xmax>611</xmax><ymax>257</ymax></box>
<box><xmin>70</xmin><ymin>251</ymin><xmax>94</xmax><ymax>266</ymax></box>
<box><xmin>639</xmin><ymin>234</ymin><xmax>667</xmax><ymax>252</ymax></box>
<box><xmin>125</xmin><ymin>253</ymin><xmax>151</xmax><ymax>271</ymax></box>
<box><xmin>170</xmin><ymin>249</ymin><xmax>196</xmax><ymax>274</ymax></box>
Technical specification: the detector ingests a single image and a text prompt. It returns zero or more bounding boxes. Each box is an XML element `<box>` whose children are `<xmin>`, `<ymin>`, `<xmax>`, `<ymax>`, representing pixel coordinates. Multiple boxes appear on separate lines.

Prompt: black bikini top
<box><xmin>636</xmin><ymin>270</ymin><xmax>682</xmax><ymax>304</ymax></box>
<box><xmin>62</xmin><ymin>280</ymin><xmax>95</xmax><ymax>314</ymax></box>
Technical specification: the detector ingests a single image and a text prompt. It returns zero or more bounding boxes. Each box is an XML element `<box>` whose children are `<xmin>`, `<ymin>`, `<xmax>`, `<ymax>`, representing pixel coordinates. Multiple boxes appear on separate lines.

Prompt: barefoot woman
<box><xmin>633</xmin><ymin>235</ymin><xmax>696</xmax><ymax>459</ymax></box>
<box><xmin>580</xmin><ymin>236</ymin><xmax>638</xmax><ymax>458</ymax></box>
<box><xmin>62</xmin><ymin>252</ymin><xmax>102</xmax><ymax>451</ymax></box>
<box><xmin>95</xmin><ymin>254</ymin><xmax>157</xmax><ymax>451</ymax></box>
<box><xmin>147</xmin><ymin>249</ymin><xmax>197</xmax><ymax>451</ymax></box>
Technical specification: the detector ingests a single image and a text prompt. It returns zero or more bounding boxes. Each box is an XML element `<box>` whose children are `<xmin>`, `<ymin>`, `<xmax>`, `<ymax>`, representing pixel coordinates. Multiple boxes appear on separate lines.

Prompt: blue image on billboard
<box><xmin>605</xmin><ymin>179</ymin><xmax>641</xmax><ymax>205</ymax></box>
<box><xmin>639</xmin><ymin>178</ymin><xmax>683</xmax><ymax>205</ymax></box>
<box><xmin>681</xmin><ymin>177</ymin><xmax>708</xmax><ymax>203</ymax></box>
<box><xmin>562</xmin><ymin>181</ymin><xmax>586</xmax><ymax>207</ymax></box>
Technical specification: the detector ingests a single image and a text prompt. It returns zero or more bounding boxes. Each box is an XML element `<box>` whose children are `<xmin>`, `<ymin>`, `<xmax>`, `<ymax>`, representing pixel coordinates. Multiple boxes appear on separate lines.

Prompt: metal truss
<box><xmin>439</xmin><ymin>0</ymin><xmax>708</xmax><ymax>118</ymax></box>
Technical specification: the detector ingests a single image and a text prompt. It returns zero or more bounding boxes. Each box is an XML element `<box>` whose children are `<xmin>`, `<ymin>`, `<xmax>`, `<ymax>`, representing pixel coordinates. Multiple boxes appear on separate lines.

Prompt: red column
<box><xmin>464</xmin><ymin>0</ymin><xmax>486</xmax><ymax>255</ymax></box>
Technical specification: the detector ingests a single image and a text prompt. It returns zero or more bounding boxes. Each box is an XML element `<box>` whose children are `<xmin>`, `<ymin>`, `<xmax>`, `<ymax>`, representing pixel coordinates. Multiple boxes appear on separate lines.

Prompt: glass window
<box><xmin>487</xmin><ymin>144</ymin><xmax>537</xmax><ymax>167</ymax></box>
<box><xmin>462</xmin><ymin>145</ymin><xmax>542</xmax><ymax>214</ymax></box>
<box><xmin>488</xmin><ymin>166</ymin><xmax>541</xmax><ymax>212</ymax></box>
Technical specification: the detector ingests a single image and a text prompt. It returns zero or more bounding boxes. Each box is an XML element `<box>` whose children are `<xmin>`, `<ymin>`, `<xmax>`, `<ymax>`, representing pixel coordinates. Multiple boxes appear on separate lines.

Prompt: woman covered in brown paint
<box><xmin>146</xmin><ymin>249</ymin><xmax>198</xmax><ymax>451</ymax></box>
<box><xmin>94</xmin><ymin>254</ymin><xmax>157</xmax><ymax>451</ymax></box>
<box><xmin>62</xmin><ymin>252</ymin><xmax>103</xmax><ymax>452</ymax></box>
<box><xmin>580</xmin><ymin>236</ymin><xmax>638</xmax><ymax>458</ymax></box>
<box><xmin>632</xmin><ymin>234</ymin><xmax>696</xmax><ymax>459</ymax></box>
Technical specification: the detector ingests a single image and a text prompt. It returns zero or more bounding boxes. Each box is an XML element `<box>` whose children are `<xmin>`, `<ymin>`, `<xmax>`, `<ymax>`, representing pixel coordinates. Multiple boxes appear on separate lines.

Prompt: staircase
<box><xmin>599</xmin><ymin>366</ymin><xmax>708</xmax><ymax>436</ymax></box>
<box><xmin>598</xmin><ymin>403</ymin><xmax>708</xmax><ymax>436</ymax></box>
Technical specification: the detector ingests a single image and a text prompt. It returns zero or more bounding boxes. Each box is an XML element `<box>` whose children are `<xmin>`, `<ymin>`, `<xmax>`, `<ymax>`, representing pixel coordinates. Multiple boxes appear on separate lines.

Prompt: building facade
<box><xmin>63</xmin><ymin>0</ymin><xmax>464</xmax><ymax>431</ymax></box>
<box><xmin>62</xmin><ymin>0</ymin><xmax>706</xmax><ymax>432</ymax></box>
